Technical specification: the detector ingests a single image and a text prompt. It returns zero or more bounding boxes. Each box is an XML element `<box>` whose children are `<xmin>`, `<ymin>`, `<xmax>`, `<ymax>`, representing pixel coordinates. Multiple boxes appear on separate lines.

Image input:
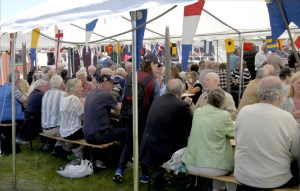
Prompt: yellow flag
<box><xmin>115</xmin><ymin>42</ymin><xmax>122</xmax><ymax>53</ymax></box>
<box><xmin>31</xmin><ymin>28</ymin><xmax>40</xmax><ymax>49</ymax></box>
<box><xmin>225</xmin><ymin>39</ymin><xmax>235</xmax><ymax>53</ymax></box>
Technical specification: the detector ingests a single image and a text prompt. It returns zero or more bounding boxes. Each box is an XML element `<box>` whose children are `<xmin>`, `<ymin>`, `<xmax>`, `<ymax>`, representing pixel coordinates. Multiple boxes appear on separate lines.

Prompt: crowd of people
<box><xmin>0</xmin><ymin>47</ymin><xmax>299</xmax><ymax>190</ymax></box>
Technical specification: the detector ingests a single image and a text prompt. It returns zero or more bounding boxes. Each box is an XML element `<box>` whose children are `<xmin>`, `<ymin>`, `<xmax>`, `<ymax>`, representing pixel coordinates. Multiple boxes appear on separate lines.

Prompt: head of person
<box><xmin>57</xmin><ymin>63</ymin><xmax>65</xmax><ymax>74</ymax></box>
<box><xmin>50</xmin><ymin>75</ymin><xmax>64</xmax><ymax>89</ymax></box>
<box><xmin>261</xmin><ymin>43</ymin><xmax>267</xmax><ymax>53</ymax></box>
<box><xmin>33</xmin><ymin>73</ymin><xmax>43</xmax><ymax>82</ymax></box>
<box><xmin>33</xmin><ymin>79</ymin><xmax>48</xmax><ymax>93</ymax></box>
<box><xmin>165</xmin><ymin>79</ymin><xmax>184</xmax><ymax>97</ymax></box>
<box><xmin>47</xmin><ymin>69</ymin><xmax>57</xmax><ymax>80</ymax></box>
<box><xmin>76</xmin><ymin>67</ymin><xmax>88</xmax><ymax>83</ymax></box>
<box><xmin>190</xmin><ymin>64</ymin><xmax>199</xmax><ymax>73</ymax></box>
<box><xmin>115</xmin><ymin>68</ymin><xmax>126</xmax><ymax>78</ymax></box>
<box><xmin>219</xmin><ymin>63</ymin><xmax>227</xmax><ymax>70</ymax></box>
<box><xmin>186</xmin><ymin>71</ymin><xmax>198</xmax><ymax>84</ymax></box>
<box><xmin>257</xmin><ymin>76</ymin><xmax>284</xmax><ymax>106</ymax></box>
<box><xmin>187</xmin><ymin>63</ymin><xmax>193</xmax><ymax>72</ymax></box>
<box><xmin>60</xmin><ymin>69</ymin><xmax>68</xmax><ymax>79</ymax></box>
<box><xmin>97</xmin><ymin>74</ymin><xmax>118</xmax><ymax>91</ymax></box>
<box><xmin>87</xmin><ymin>65</ymin><xmax>96</xmax><ymax>76</ymax></box>
<box><xmin>125</xmin><ymin>61</ymin><xmax>133</xmax><ymax>74</ymax></box>
<box><xmin>100</xmin><ymin>67</ymin><xmax>114</xmax><ymax>76</ymax></box>
<box><xmin>203</xmin><ymin>72</ymin><xmax>220</xmax><ymax>91</ymax></box>
<box><xmin>199</xmin><ymin>60</ymin><xmax>205</xmax><ymax>70</ymax></box>
<box><xmin>170</xmin><ymin>66</ymin><xmax>180</xmax><ymax>79</ymax></box>
<box><xmin>288</xmin><ymin>71</ymin><xmax>300</xmax><ymax>97</ymax></box>
<box><xmin>207</xmin><ymin>88</ymin><xmax>226</xmax><ymax>109</ymax></box>
<box><xmin>279</xmin><ymin>67</ymin><xmax>293</xmax><ymax>83</ymax></box>
<box><xmin>66</xmin><ymin>78</ymin><xmax>83</xmax><ymax>97</ymax></box>
<box><xmin>263</xmin><ymin>64</ymin><xmax>275</xmax><ymax>76</ymax></box>
<box><xmin>141</xmin><ymin>52</ymin><xmax>162</xmax><ymax>75</ymax></box>
<box><xmin>175</xmin><ymin>63</ymin><xmax>182</xmax><ymax>72</ymax></box>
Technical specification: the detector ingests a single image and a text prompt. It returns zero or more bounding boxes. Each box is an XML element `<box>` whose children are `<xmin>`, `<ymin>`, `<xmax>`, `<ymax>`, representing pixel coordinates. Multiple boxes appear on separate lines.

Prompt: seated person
<box><xmin>235</xmin><ymin>76</ymin><xmax>299</xmax><ymax>190</ymax></box>
<box><xmin>138</xmin><ymin>79</ymin><xmax>193</xmax><ymax>186</ymax></box>
<box><xmin>83</xmin><ymin>74</ymin><xmax>125</xmax><ymax>167</ymax></box>
<box><xmin>60</xmin><ymin>78</ymin><xmax>85</xmax><ymax>159</ymax></box>
<box><xmin>181</xmin><ymin>88</ymin><xmax>236</xmax><ymax>191</ymax></box>
<box><xmin>185</xmin><ymin>71</ymin><xmax>202</xmax><ymax>104</ymax></box>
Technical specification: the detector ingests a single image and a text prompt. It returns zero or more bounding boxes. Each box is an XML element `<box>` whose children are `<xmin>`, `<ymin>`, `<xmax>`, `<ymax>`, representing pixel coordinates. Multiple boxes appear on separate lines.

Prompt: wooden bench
<box><xmin>39</xmin><ymin>133</ymin><xmax>120</xmax><ymax>149</ymax></box>
<box><xmin>189</xmin><ymin>174</ymin><xmax>298</xmax><ymax>191</ymax></box>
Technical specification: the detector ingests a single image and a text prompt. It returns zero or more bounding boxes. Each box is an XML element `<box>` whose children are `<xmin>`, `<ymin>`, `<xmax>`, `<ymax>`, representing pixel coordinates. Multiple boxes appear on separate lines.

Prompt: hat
<box><xmin>144</xmin><ymin>53</ymin><xmax>162</xmax><ymax>67</ymax></box>
<box><xmin>97</xmin><ymin>74</ymin><xmax>118</xmax><ymax>84</ymax></box>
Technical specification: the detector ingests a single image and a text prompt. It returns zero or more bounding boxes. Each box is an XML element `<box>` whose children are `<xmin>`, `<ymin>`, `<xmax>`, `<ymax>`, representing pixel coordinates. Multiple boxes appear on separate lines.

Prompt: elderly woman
<box><xmin>76</xmin><ymin>67</ymin><xmax>93</xmax><ymax>98</ymax></box>
<box><xmin>60</xmin><ymin>78</ymin><xmax>85</xmax><ymax>158</ymax></box>
<box><xmin>181</xmin><ymin>88</ymin><xmax>235</xmax><ymax>191</ymax></box>
<box><xmin>185</xmin><ymin>71</ymin><xmax>202</xmax><ymax>104</ymax></box>
<box><xmin>281</xmin><ymin>71</ymin><xmax>300</xmax><ymax>125</ymax></box>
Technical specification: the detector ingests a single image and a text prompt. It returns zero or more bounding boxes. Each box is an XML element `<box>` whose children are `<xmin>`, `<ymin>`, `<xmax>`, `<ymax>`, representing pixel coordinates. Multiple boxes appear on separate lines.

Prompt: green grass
<box><xmin>0</xmin><ymin>140</ymin><xmax>150</xmax><ymax>191</ymax></box>
<box><xmin>0</xmin><ymin>140</ymin><xmax>192</xmax><ymax>191</ymax></box>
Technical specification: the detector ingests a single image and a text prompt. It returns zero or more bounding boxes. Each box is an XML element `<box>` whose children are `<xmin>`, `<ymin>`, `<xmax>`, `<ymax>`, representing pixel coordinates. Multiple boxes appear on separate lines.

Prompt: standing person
<box><xmin>235</xmin><ymin>76</ymin><xmax>299</xmax><ymax>190</ymax></box>
<box><xmin>254</xmin><ymin>43</ymin><xmax>268</xmax><ymax>71</ymax></box>
<box><xmin>113</xmin><ymin>52</ymin><xmax>161</xmax><ymax>183</ymax></box>
<box><xmin>182</xmin><ymin>88</ymin><xmax>236</xmax><ymax>191</ymax></box>
<box><xmin>83</xmin><ymin>74</ymin><xmax>125</xmax><ymax>167</ymax></box>
<box><xmin>139</xmin><ymin>79</ymin><xmax>193</xmax><ymax>186</ymax></box>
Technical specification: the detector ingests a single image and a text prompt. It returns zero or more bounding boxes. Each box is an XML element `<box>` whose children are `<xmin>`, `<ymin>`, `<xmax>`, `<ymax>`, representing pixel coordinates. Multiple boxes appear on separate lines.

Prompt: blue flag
<box><xmin>130</xmin><ymin>9</ymin><xmax>147</xmax><ymax>70</ymax></box>
<box><xmin>267</xmin><ymin>0</ymin><xmax>300</xmax><ymax>41</ymax></box>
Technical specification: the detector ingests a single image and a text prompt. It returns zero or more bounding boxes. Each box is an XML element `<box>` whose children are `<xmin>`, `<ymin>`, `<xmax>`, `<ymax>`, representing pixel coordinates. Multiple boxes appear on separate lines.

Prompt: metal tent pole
<box><xmin>164</xmin><ymin>27</ymin><xmax>171</xmax><ymax>84</ymax></box>
<box><xmin>10</xmin><ymin>32</ymin><xmax>17</xmax><ymax>191</ymax></box>
<box><xmin>130</xmin><ymin>10</ymin><xmax>139</xmax><ymax>191</ymax></box>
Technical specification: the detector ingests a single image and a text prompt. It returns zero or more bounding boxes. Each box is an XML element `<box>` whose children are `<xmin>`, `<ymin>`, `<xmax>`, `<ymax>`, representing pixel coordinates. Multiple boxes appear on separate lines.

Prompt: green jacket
<box><xmin>181</xmin><ymin>104</ymin><xmax>234</xmax><ymax>171</ymax></box>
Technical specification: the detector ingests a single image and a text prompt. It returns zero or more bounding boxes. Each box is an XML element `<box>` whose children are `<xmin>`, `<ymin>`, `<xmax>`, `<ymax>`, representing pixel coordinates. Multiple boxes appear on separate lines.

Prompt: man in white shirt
<box><xmin>254</xmin><ymin>44</ymin><xmax>268</xmax><ymax>70</ymax></box>
<box><xmin>234</xmin><ymin>76</ymin><xmax>299</xmax><ymax>190</ymax></box>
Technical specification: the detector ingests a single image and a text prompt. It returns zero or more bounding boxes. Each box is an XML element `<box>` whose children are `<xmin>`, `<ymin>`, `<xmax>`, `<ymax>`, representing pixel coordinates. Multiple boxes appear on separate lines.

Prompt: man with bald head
<box><xmin>189</xmin><ymin>72</ymin><xmax>237</xmax><ymax>120</ymax></box>
<box><xmin>139</xmin><ymin>79</ymin><xmax>193</xmax><ymax>186</ymax></box>
<box><xmin>238</xmin><ymin>64</ymin><xmax>275</xmax><ymax>112</ymax></box>
<box><xmin>235</xmin><ymin>76</ymin><xmax>299</xmax><ymax>190</ymax></box>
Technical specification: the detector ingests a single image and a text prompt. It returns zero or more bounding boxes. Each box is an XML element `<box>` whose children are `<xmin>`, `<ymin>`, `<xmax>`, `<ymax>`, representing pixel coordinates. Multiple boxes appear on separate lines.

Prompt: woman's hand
<box><xmin>292</xmin><ymin>110</ymin><xmax>300</xmax><ymax>119</ymax></box>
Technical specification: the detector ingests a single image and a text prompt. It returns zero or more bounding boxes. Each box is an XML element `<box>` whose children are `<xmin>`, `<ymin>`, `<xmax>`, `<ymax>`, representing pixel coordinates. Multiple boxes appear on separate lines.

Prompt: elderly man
<box><xmin>83</xmin><ymin>74</ymin><xmax>125</xmax><ymax>168</ymax></box>
<box><xmin>235</xmin><ymin>76</ymin><xmax>299</xmax><ymax>190</ymax></box>
<box><xmin>139</xmin><ymin>79</ymin><xmax>193</xmax><ymax>185</ymax></box>
<box><xmin>41</xmin><ymin>75</ymin><xmax>66</xmax><ymax>153</ymax></box>
<box><xmin>189</xmin><ymin>72</ymin><xmax>237</xmax><ymax>120</ymax></box>
<box><xmin>254</xmin><ymin>43</ymin><xmax>268</xmax><ymax>71</ymax></box>
<box><xmin>237</xmin><ymin>64</ymin><xmax>275</xmax><ymax>112</ymax></box>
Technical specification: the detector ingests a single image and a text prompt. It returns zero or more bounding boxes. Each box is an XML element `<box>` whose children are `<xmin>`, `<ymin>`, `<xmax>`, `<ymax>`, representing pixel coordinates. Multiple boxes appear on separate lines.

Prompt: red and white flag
<box><xmin>182</xmin><ymin>0</ymin><xmax>205</xmax><ymax>45</ymax></box>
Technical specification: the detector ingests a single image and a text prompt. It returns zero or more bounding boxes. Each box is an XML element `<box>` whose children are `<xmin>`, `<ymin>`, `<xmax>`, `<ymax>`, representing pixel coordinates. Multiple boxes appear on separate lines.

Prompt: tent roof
<box><xmin>1</xmin><ymin>0</ymin><xmax>299</xmax><ymax>50</ymax></box>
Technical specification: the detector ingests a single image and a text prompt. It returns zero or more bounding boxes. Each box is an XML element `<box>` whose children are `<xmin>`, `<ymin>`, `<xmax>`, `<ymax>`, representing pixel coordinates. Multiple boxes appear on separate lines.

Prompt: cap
<box><xmin>97</xmin><ymin>74</ymin><xmax>118</xmax><ymax>84</ymax></box>
<box><xmin>143</xmin><ymin>53</ymin><xmax>162</xmax><ymax>67</ymax></box>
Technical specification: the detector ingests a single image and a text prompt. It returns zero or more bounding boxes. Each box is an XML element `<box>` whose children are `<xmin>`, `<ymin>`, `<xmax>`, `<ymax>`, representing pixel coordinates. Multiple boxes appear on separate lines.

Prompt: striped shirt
<box><xmin>230</xmin><ymin>69</ymin><xmax>251</xmax><ymax>90</ymax></box>
<box><xmin>42</xmin><ymin>88</ymin><xmax>65</xmax><ymax>129</ymax></box>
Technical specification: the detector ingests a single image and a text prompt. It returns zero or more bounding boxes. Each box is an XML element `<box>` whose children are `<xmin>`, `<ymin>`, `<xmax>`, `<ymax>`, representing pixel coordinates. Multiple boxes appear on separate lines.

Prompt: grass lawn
<box><xmin>0</xmin><ymin>140</ymin><xmax>192</xmax><ymax>191</ymax></box>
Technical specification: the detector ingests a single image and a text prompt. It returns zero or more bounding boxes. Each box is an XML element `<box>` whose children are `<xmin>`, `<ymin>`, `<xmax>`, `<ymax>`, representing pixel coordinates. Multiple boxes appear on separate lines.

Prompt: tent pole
<box><xmin>10</xmin><ymin>32</ymin><xmax>17</xmax><ymax>191</ymax></box>
<box><xmin>276</xmin><ymin>0</ymin><xmax>300</xmax><ymax>70</ymax></box>
<box><xmin>22</xmin><ymin>43</ymin><xmax>27</xmax><ymax>80</ymax></box>
<box><xmin>164</xmin><ymin>27</ymin><xmax>171</xmax><ymax>84</ymax></box>
<box><xmin>238</xmin><ymin>37</ymin><xmax>244</xmax><ymax>105</ymax></box>
<box><xmin>130</xmin><ymin>10</ymin><xmax>139</xmax><ymax>191</ymax></box>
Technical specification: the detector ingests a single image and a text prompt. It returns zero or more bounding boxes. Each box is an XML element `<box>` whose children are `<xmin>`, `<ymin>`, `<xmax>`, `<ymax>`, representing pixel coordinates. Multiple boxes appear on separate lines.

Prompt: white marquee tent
<box><xmin>2</xmin><ymin>0</ymin><xmax>296</xmax><ymax>51</ymax></box>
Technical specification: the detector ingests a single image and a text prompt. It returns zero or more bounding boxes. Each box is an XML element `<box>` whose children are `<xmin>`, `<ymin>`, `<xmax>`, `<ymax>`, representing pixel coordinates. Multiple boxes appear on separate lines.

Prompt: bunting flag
<box><xmin>130</xmin><ymin>9</ymin><xmax>147</xmax><ymax>70</ymax></box>
<box><xmin>266</xmin><ymin>35</ymin><xmax>278</xmax><ymax>52</ymax></box>
<box><xmin>181</xmin><ymin>0</ymin><xmax>205</xmax><ymax>71</ymax></box>
<box><xmin>55</xmin><ymin>26</ymin><xmax>63</xmax><ymax>69</ymax></box>
<box><xmin>266</xmin><ymin>0</ymin><xmax>300</xmax><ymax>41</ymax></box>
<box><xmin>30</xmin><ymin>28</ymin><xmax>40</xmax><ymax>70</ymax></box>
<box><xmin>85</xmin><ymin>18</ymin><xmax>98</xmax><ymax>53</ymax></box>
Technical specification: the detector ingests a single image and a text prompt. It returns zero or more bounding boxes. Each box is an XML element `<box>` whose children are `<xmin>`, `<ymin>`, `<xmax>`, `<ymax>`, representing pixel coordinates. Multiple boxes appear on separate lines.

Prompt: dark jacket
<box><xmin>139</xmin><ymin>94</ymin><xmax>193</xmax><ymax>167</ymax></box>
